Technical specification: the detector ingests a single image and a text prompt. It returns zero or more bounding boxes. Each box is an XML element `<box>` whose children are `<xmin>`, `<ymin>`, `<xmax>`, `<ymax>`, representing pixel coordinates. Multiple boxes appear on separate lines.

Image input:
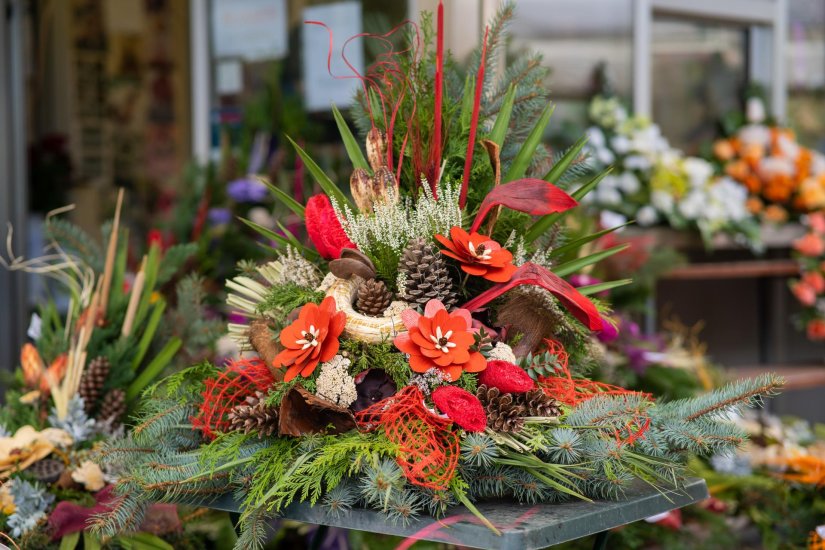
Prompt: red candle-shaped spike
<box><xmin>459</xmin><ymin>26</ymin><xmax>489</xmax><ymax>208</ymax></box>
<box><xmin>431</xmin><ymin>0</ymin><xmax>444</xmax><ymax>193</ymax></box>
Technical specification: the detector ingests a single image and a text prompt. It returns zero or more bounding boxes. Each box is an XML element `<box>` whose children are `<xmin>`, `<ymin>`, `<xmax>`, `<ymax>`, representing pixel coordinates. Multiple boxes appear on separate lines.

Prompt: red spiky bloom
<box><xmin>432</xmin><ymin>385</ymin><xmax>486</xmax><ymax>432</ymax></box>
<box><xmin>477</xmin><ymin>360</ymin><xmax>535</xmax><ymax>394</ymax></box>
<box><xmin>272</xmin><ymin>296</ymin><xmax>347</xmax><ymax>382</ymax></box>
<box><xmin>304</xmin><ymin>194</ymin><xmax>356</xmax><ymax>259</ymax></box>
<box><xmin>193</xmin><ymin>358</ymin><xmax>275</xmax><ymax>439</ymax></box>
<box><xmin>436</xmin><ymin>226</ymin><xmax>517</xmax><ymax>283</ymax></box>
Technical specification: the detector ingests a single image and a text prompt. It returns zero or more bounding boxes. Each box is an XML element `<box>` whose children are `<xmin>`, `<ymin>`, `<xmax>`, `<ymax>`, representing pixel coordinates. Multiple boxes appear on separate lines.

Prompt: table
<box><xmin>207</xmin><ymin>477</ymin><xmax>709</xmax><ymax>550</ymax></box>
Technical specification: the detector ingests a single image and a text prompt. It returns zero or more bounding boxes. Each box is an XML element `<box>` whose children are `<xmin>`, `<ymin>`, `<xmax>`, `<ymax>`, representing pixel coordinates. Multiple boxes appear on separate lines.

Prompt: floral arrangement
<box><xmin>789</xmin><ymin>213</ymin><xmax>825</xmax><ymax>341</ymax></box>
<box><xmin>0</xmin><ymin>195</ymin><xmax>222</xmax><ymax>548</ymax></box>
<box><xmin>94</xmin><ymin>6</ymin><xmax>782</xmax><ymax>549</ymax></box>
<box><xmin>712</xmin><ymin>96</ymin><xmax>825</xmax><ymax>223</ymax></box>
<box><xmin>584</xmin><ymin>95</ymin><xmax>760</xmax><ymax>248</ymax></box>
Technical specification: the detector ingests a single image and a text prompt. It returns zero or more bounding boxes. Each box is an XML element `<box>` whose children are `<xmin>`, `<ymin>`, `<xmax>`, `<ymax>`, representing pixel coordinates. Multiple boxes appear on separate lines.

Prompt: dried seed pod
<box><xmin>366</xmin><ymin>127</ymin><xmax>387</xmax><ymax>172</ymax></box>
<box><xmin>350</xmin><ymin>168</ymin><xmax>374</xmax><ymax>213</ymax></box>
<box><xmin>372</xmin><ymin>167</ymin><xmax>399</xmax><ymax>205</ymax></box>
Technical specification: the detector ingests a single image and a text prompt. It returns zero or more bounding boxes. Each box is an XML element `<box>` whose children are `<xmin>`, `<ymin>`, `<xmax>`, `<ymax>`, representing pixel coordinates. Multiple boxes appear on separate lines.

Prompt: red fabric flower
<box><xmin>478</xmin><ymin>360</ymin><xmax>535</xmax><ymax>393</ymax></box>
<box><xmin>432</xmin><ymin>385</ymin><xmax>486</xmax><ymax>432</ymax></box>
<box><xmin>435</xmin><ymin>226</ymin><xmax>516</xmax><ymax>282</ymax></box>
<box><xmin>273</xmin><ymin>296</ymin><xmax>346</xmax><ymax>381</ymax></box>
<box><xmin>305</xmin><ymin>194</ymin><xmax>357</xmax><ymax>259</ymax></box>
<box><xmin>394</xmin><ymin>299</ymin><xmax>487</xmax><ymax>381</ymax></box>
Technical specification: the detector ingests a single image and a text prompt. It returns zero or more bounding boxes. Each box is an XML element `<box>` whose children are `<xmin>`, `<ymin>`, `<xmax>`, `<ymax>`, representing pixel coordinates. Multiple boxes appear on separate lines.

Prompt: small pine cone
<box><xmin>398</xmin><ymin>238</ymin><xmax>457</xmax><ymax>309</ymax></box>
<box><xmin>476</xmin><ymin>384</ymin><xmax>525</xmax><ymax>433</ymax></box>
<box><xmin>356</xmin><ymin>278</ymin><xmax>393</xmax><ymax>317</ymax></box>
<box><xmin>99</xmin><ymin>389</ymin><xmax>126</xmax><ymax>424</ymax></box>
<box><xmin>227</xmin><ymin>391</ymin><xmax>279</xmax><ymax>438</ymax></box>
<box><xmin>28</xmin><ymin>458</ymin><xmax>65</xmax><ymax>484</ymax></box>
<box><xmin>516</xmin><ymin>389</ymin><xmax>562</xmax><ymax>418</ymax></box>
<box><xmin>78</xmin><ymin>356</ymin><xmax>110</xmax><ymax>413</ymax></box>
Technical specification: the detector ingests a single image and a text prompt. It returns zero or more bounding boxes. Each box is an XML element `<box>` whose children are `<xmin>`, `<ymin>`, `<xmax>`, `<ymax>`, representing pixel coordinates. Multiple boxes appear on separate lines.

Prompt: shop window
<box><xmin>787</xmin><ymin>0</ymin><xmax>825</xmax><ymax>151</ymax></box>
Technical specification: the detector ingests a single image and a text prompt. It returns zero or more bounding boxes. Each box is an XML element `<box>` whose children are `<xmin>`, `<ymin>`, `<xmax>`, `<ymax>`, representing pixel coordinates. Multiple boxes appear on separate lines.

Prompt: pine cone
<box><xmin>228</xmin><ymin>391</ymin><xmax>279</xmax><ymax>438</ymax></box>
<box><xmin>99</xmin><ymin>389</ymin><xmax>126</xmax><ymax>424</ymax></box>
<box><xmin>398</xmin><ymin>238</ymin><xmax>457</xmax><ymax>309</ymax></box>
<box><xmin>516</xmin><ymin>389</ymin><xmax>562</xmax><ymax>418</ymax></box>
<box><xmin>28</xmin><ymin>458</ymin><xmax>65</xmax><ymax>484</ymax></box>
<box><xmin>476</xmin><ymin>384</ymin><xmax>525</xmax><ymax>433</ymax></box>
<box><xmin>78</xmin><ymin>356</ymin><xmax>110</xmax><ymax>413</ymax></box>
<box><xmin>356</xmin><ymin>278</ymin><xmax>393</xmax><ymax>317</ymax></box>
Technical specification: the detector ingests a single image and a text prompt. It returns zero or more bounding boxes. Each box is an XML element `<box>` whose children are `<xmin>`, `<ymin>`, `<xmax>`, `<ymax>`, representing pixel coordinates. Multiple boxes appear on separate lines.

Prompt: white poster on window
<box><xmin>212</xmin><ymin>0</ymin><xmax>288</xmax><ymax>61</ymax></box>
<box><xmin>302</xmin><ymin>2</ymin><xmax>363</xmax><ymax>112</ymax></box>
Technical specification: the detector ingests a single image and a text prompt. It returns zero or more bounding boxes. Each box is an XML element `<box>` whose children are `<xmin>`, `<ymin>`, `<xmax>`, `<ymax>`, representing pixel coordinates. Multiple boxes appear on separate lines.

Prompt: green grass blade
<box><xmin>454</xmin><ymin>485</ymin><xmax>501</xmax><ymax>536</ymax></box>
<box><xmin>548</xmin><ymin>222</ymin><xmax>632</xmax><ymax>259</ymax></box>
<box><xmin>258</xmin><ymin>176</ymin><xmax>305</xmax><ymax>218</ymax></box>
<box><xmin>552</xmin><ymin>244</ymin><xmax>630</xmax><ymax>278</ymax></box>
<box><xmin>133</xmin><ymin>243</ymin><xmax>161</xmax><ymax>327</ymax></box>
<box><xmin>332</xmin><ymin>104</ymin><xmax>369</xmax><ymax>171</ymax></box>
<box><xmin>543</xmin><ymin>135</ymin><xmax>589</xmax><ymax>183</ymax></box>
<box><xmin>286</xmin><ymin>135</ymin><xmax>352</xmax><ymax>210</ymax></box>
<box><xmin>239</xmin><ymin>217</ymin><xmax>318</xmax><ymax>259</ymax></box>
<box><xmin>59</xmin><ymin>532</ymin><xmax>80</xmax><ymax>550</ymax></box>
<box><xmin>503</xmin><ymin>102</ymin><xmax>554</xmax><ymax>182</ymax></box>
<box><xmin>111</xmin><ymin>227</ymin><xmax>129</xmax><ymax>306</ymax></box>
<box><xmin>126</xmin><ymin>337</ymin><xmax>182</xmax><ymax>402</ymax></box>
<box><xmin>130</xmin><ymin>299</ymin><xmax>166</xmax><ymax>371</ymax></box>
<box><xmin>525</xmin><ymin>168</ymin><xmax>612</xmax><ymax>242</ymax></box>
<box><xmin>488</xmin><ymin>84</ymin><xmax>517</xmax><ymax>147</ymax></box>
<box><xmin>578</xmin><ymin>279</ymin><xmax>633</xmax><ymax>296</ymax></box>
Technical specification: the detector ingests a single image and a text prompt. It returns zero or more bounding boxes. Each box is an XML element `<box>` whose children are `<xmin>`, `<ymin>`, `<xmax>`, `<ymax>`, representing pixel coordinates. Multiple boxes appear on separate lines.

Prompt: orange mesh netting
<box><xmin>356</xmin><ymin>386</ymin><xmax>459</xmax><ymax>490</ymax></box>
<box><xmin>192</xmin><ymin>358</ymin><xmax>275</xmax><ymax>439</ymax></box>
<box><xmin>538</xmin><ymin>338</ymin><xmax>651</xmax><ymax>407</ymax></box>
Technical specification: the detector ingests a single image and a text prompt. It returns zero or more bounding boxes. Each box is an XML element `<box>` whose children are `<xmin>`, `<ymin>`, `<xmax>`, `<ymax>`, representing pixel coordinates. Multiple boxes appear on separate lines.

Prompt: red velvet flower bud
<box><xmin>477</xmin><ymin>360</ymin><xmax>535</xmax><ymax>393</ymax></box>
<box><xmin>432</xmin><ymin>385</ymin><xmax>486</xmax><ymax>432</ymax></box>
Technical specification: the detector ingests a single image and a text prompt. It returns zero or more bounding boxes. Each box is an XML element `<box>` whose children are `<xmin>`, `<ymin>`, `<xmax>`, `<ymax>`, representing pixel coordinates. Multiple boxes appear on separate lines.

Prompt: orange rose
<box><xmin>794</xmin><ymin>233</ymin><xmax>825</xmax><ymax>257</ymax></box>
<box><xmin>436</xmin><ymin>226</ymin><xmax>517</xmax><ymax>283</ymax></box>
<box><xmin>792</xmin><ymin>281</ymin><xmax>818</xmax><ymax>307</ymax></box>
<box><xmin>272</xmin><ymin>296</ymin><xmax>346</xmax><ymax>382</ymax></box>
<box><xmin>807</xmin><ymin>319</ymin><xmax>825</xmax><ymax>341</ymax></box>
<box><xmin>393</xmin><ymin>299</ymin><xmax>486</xmax><ymax>381</ymax></box>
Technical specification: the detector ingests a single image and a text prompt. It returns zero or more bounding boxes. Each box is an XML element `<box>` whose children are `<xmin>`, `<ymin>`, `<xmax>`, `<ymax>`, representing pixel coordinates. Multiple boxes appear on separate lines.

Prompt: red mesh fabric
<box><xmin>536</xmin><ymin>339</ymin><xmax>652</xmax><ymax>445</ymax></box>
<box><xmin>356</xmin><ymin>386</ymin><xmax>459</xmax><ymax>490</ymax></box>
<box><xmin>192</xmin><ymin>358</ymin><xmax>275</xmax><ymax>439</ymax></box>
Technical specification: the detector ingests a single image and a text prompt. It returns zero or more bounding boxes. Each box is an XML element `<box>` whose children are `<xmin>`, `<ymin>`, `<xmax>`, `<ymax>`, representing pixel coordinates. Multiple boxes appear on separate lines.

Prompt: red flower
<box><xmin>394</xmin><ymin>299</ymin><xmax>486</xmax><ymax>381</ymax></box>
<box><xmin>478</xmin><ymin>360</ymin><xmax>535</xmax><ymax>393</ymax></box>
<box><xmin>802</xmin><ymin>271</ymin><xmax>825</xmax><ymax>293</ymax></box>
<box><xmin>272</xmin><ymin>296</ymin><xmax>347</xmax><ymax>381</ymax></box>
<box><xmin>305</xmin><ymin>194</ymin><xmax>357</xmax><ymax>259</ymax></box>
<box><xmin>807</xmin><ymin>319</ymin><xmax>825</xmax><ymax>341</ymax></box>
<box><xmin>792</xmin><ymin>281</ymin><xmax>818</xmax><ymax>307</ymax></box>
<box><xmin>435</xmin><ymin>226</ymin><xmax>516</xmax><ymax>282</ymax></box>
<box><xmin>432</xmin><ymin>385</ymin><xmax>486</xmax><ymax>432</ymax></box>
<box><xmin>794</xmin><ymin>232</ymin><xmax>825</xmax><ymax>257</ymax></box>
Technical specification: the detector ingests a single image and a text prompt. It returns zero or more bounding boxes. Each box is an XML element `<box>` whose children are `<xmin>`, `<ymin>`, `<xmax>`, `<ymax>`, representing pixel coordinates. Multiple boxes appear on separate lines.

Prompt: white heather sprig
<box><xmin>315</xmin><ymin>355</ymin><xmax>357</xmax><ymax>407</ymax></box>
<box><xmin>276</xmin><ymin>246</ymin><xmax>321</xmax><ymax>288</ymax></box>
<box><xmin>333</xmin><ymin>180</ymin><xmax>462</xmax><ymax>256</ymax></box>
<box><xmin>409</xmin><ymin>367</ymin><xmax>450</xmax><ymax>396</ymax></box>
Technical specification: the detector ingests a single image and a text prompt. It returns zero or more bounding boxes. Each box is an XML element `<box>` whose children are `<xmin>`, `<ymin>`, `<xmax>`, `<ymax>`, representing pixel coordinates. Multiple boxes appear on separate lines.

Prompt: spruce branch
<box><xmin>656</xmin><ymin>373</ymin><xmax>784</xmax><ymax>422</ymax></box>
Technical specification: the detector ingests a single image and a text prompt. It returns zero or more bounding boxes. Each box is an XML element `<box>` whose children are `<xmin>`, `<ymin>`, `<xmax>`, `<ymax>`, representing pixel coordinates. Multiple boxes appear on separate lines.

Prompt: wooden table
<box><xmin>208</xmin><ymin>477</ymin><xmax>709</xmax><ymax>550</ymax></box>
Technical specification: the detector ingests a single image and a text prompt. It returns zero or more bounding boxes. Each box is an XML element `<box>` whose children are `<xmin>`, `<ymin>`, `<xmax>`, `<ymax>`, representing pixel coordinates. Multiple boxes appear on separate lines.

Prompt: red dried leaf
<box><xmin>470</xmin><ymin>179</ymin><xmax>578</xmax><ymax>233</ymax></box>
<box><xmin>461</xmin><ymin>262</ymin><xmax>603</xmax><ymax>331</ymax></box>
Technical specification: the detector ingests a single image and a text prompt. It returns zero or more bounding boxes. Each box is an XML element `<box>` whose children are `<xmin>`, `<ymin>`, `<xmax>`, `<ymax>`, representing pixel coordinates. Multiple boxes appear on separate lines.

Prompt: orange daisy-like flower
<box><xmin>272</xmin><ymin>296</ymin><xmax>346</xmax><ymax>382</ymax></box>
<box><xmin>435</xmin><ymin>226</ymin><xmax>516</xmax><ymax>282</ymax></box>
<box><xmin>393</xmin><ymin>299</ymin><xmax>486</xmax><ymax>381</ymax></box>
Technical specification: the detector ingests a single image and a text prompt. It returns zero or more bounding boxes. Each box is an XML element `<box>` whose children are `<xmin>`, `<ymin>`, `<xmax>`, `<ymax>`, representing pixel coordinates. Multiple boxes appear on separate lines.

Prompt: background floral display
<box><xmin>584</xmin><ymin>95</ymin><xmax>760</xmax><ymax>249</ymax></box>
<box><xmin>790</xmin><ymin>213</ymin><xmax>825</xmax><ymax>341</ymax></box>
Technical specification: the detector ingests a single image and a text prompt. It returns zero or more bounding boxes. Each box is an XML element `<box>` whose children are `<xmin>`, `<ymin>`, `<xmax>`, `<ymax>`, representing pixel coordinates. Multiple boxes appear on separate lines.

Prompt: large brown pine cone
<box><xmin>398</xmin><ymin>237</ymin><xmax>457</xmax><ymax>309</ymax></box>
<box><xmin>78</xmin><ymin>356</ymin><xmax>110</xmax><ymax>413</ymax></box>
<box><xmin>99</xmin><ymin>389</ymin><xmax>126</xmax><ymax>424</ymax></box>
<box><xmin>476</xmin><ymin>384</ymin><xmax>526</xmax><ymax>433</ymax></box>
<box><xmin>227</xmin><ymin>391</ymin><xmax>279</xmax><ymax>438</ymax></box>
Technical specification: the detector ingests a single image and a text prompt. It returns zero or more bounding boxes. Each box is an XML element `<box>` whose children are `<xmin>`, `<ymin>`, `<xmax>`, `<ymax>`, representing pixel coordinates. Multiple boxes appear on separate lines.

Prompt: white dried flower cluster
<box><xmin>275</xmin><ymin>246</ymin><xmax>321</xmax><ymax>288</ymax></box>
<box><xmin>315</xmin><ymin>355</ymin><xmax>357</xmax><ymax>407</ymax></box>
<box><xmin>383</xmin><ymin>300</ymin><xmax>408</xmax><ymax>318</ymax></box>
<box><xmin>409</xmin><ymin>367</ymin><xmax>450</xmax><ymax>396</ymax></box>
<box><xmin>487</xmin><ymin>342</ymin><xmax>517</xmax><ymax>364</ymax></box>
<box><xmin>333</xmin><ymin>180</ymin><xmax>462</xmax><ymax>256</ymax></box>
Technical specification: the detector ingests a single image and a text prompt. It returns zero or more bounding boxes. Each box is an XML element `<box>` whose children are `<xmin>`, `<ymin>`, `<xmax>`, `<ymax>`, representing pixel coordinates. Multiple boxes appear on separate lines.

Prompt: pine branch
<box><xmin>656</xmin><ymin>374</ymin><xmax>784</xmax><ymax>422</ymax></box>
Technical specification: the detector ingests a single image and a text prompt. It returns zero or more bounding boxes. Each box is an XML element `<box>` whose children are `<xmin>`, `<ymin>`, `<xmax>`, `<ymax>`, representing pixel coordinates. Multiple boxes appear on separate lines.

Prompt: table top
<box><xmin>208</xmin><ymin>477</ymin><xmax>709</xmax><ymax>550</ymax></box>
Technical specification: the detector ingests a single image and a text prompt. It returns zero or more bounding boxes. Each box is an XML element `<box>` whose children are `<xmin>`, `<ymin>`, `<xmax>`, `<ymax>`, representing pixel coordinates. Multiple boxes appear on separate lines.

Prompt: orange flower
<box><xmin>393</xmin><ymin>299</ymin><xmax>486</xmax><ymax>381</ymax></box>
<box><xmin>713</xmin><ymin>139</ymin><xmax>735</xmax><ymax>161</ymax></box>
<box><xmin>794</xmin><ymin>232</ymin><xmax>825</xmax><ymax>257</ymax></box>
<box><xmin>792</xmin><ymin>281</ymin><xmax>818</xmax><ymax>307</ymax></box>
<box><xmin>746</xmin><ymin>197</ymin><xmax>764</xmax><ymax>214</ymax></box>
<box><xmin>272</xmin><ymin>296</ymin><xmax>346</xmax><ymax>382</ymax></box>
<box><xmin>807</xmin><ymin>319</ymin><xmax>825</xmax><ymax>341</ymax></box>
<box><xmin>809</xmin><ymin>212</ymin><xmax>825</xmax><ymax>235</ymax></box>
<box><xmin>803</xmin><ymin>271</ymin><xmax>825</xmax><ymax>294</ymax></box>
<box><xmin>435</xmin><ymin>226</ymin><xmax>516</xmax><ymax>282</ymax></box>
<box><xmin>763</xmin><ymin>204</ymin><xmax>789</xmax><ymax>223</ymax></box>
